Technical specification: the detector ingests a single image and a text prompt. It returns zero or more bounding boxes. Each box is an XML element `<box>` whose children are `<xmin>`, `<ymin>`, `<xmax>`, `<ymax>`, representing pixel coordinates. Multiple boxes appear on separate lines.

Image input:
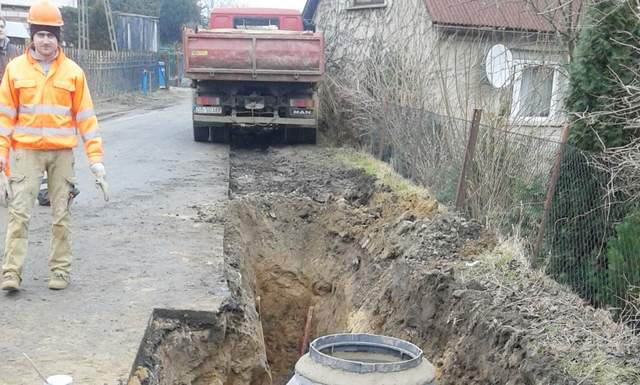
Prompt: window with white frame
<box><xmin>510</xmin><ymin>60</ymin><xmax>563</xmax><ymax>125</ymax></box>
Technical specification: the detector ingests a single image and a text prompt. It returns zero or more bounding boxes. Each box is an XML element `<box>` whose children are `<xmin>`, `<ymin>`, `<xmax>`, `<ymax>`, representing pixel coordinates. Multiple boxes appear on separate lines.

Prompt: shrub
<box><xmin>606</xmin><ymin>209</ymin><xmax>640</xmax><ymax>311</ymax></box>
<box><xmin>565</xmin><ymin>0</ymin><xmax>640</xmax><ymax>152</ymax></box>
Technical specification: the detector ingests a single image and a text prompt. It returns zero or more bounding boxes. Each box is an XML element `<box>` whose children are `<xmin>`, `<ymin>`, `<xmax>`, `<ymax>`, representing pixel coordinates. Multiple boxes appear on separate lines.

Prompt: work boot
<box><xmin>48</xmin><ymin>272</ymin><xmax>70</xmax><ymax>290</ymax></box>
<box><xmin>1</xmin><ymin>273</ymin><xmax>21</xmax><ymax>291</ymax></box>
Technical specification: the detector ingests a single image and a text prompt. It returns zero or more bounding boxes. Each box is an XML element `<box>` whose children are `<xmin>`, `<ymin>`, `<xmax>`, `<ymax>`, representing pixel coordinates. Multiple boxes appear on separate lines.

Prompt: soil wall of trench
<box><xmin>224</xmin><ymin>193</ymin><xmax>573</xmax><ymax>385</ymax></box>
<box><xmin>126</xmin><ymin>148</ymin><xmax>601</xmax><ymax>385</ymax></box>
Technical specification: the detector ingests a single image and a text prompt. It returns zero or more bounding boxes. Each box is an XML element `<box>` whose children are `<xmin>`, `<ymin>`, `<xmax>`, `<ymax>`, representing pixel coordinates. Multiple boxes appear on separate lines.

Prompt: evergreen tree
<box><xmin>60</xmin><ymin>6</ymin><xmax>78</xmax><ymax>47</ymax></box>
<box><xmin>548</xmin><ymin>0</ymin><xmax>640</xmax><ymax>311</ymax></box>
<box><xmin>89</xmin><ymin>0</ymin><xmax>110</xmax><ymax>50</ymax></box>
<box><xmin>565</xmin><ymin>0</ymin><xmax>640</xmax><ymax>152</ymax></box>
<box><xmin>159</xmin><ymin>0</ymin><xmax>201</xmax><ymax>44</ymax></box>
<box><xmin>110</xmin><ymin>0</ymin><xmax>160</xmax><ymax>17</ymax></box>
<box><xmin>606</xmin><ymin>209</ymin><xmax>640</xmax><ymax>310</ymax></box>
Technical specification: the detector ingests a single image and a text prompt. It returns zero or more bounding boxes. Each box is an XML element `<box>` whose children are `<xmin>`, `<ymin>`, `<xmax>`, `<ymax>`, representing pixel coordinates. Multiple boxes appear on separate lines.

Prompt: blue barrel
<box><xmin>141</xmin><ymin>69</ymin><xmax>149</xmax><ymax>95</ymax></box>
<box><xmin>157</xmin><ymin>61</ymin><xmax>167</xmax><ymax>89</ymax></box>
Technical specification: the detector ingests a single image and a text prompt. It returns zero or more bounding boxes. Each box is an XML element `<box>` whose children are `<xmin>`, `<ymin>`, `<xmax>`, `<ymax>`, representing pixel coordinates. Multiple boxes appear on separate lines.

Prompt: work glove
<box><xmin>0</xmin><ymin>173</ymin><xmax>11</xmax><ymax>208</ymax></box>
<box><xmin>90</xmin><ymin>162</ymin><xmax>110</xmax><ymax>202</ymax></box>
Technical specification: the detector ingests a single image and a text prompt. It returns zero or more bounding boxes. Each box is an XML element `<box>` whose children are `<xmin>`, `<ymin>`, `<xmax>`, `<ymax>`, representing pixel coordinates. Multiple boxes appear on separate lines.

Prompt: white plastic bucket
<box><xmin>45</xmin><ymin>375</ymin><xmax>73</xmax><ymax>385</ymax></box>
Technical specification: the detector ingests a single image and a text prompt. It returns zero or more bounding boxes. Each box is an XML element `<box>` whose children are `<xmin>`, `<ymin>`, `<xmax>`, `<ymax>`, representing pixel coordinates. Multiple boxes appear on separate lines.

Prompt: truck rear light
<box><xmin>290</xmin><ymin>98</ymin><xmax>314</xmax><ymax>108</ymax></box>
<box><xmin>196</xmin><ymin>96</ymin><xmax>221</xmax><ymax>106</ymax></box>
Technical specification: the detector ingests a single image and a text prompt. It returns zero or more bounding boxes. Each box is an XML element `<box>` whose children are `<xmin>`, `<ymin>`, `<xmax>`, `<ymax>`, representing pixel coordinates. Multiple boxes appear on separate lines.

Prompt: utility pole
<box><xmin>104</xmin><ymin>0</ymin><xmax>118</xmax><ymax>51</ymax></box>
<box><xmin>77</xmin><ymin>0</ymin><xmax>89</xmax><ymax>50</ymax></box>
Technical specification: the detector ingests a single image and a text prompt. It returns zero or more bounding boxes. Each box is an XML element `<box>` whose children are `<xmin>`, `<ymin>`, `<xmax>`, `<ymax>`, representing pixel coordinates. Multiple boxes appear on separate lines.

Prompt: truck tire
<box><xmin>285</xmin><ymin>127</ymin><xmax>316</xmax><ymax>144</ymax></box>
<box><xmin>211</xmin><ymin>125</ymin><xmax>230</xmax><ymax>144</ymax></box>
<box><xmin>302</xmin><ymin>127</ymin><xmax>317</xmax><ymax>144</ymax></box>
<box><xmin>193</xmin><ymin>124</ymin><xmax>209</xmax><ymax>142</ymax></box>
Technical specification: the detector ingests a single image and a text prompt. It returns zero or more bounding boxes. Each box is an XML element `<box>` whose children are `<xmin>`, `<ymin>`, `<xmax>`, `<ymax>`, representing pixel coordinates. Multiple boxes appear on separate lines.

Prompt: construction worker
<box><xmin>0</xmin><ymin>0</ymin><xmax>106</xmax><ymax>291</ymax></box>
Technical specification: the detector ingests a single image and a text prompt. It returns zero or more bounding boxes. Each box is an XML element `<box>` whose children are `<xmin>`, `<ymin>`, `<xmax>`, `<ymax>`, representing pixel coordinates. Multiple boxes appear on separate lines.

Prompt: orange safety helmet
<box><xmin>27</xmin><ymin>0</ymin><xmax>64</xmax><ymax>27</ymax></box>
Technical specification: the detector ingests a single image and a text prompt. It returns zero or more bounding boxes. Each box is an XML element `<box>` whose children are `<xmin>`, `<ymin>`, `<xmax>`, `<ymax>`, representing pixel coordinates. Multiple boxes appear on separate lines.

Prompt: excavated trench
<box><xmin>127</xmin><ymin>148</ymin><xmax>582</xmax><ymax>385</ymax></box>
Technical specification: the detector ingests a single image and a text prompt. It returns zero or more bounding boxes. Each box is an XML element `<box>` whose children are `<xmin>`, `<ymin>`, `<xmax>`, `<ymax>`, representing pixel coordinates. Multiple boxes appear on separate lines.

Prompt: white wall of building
<box><xmin>0</xmin><ymin>0</ymin><xmax>77</xmax><ymax>8</ymax></box>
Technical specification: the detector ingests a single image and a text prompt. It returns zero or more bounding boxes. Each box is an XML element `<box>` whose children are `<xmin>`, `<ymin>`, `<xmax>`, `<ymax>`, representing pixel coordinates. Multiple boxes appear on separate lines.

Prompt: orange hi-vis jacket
<box><xmin>0</xmin><ymin>47</ymin><xmax>103</xmax><ymax>164</ymax></box>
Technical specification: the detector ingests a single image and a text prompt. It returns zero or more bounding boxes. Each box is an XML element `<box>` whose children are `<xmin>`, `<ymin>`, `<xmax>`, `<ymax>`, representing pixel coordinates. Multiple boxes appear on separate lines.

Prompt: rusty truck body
<box><xmin>183</xmin><ymin>8</ymin><xmax>324</xmax><ymax>143</ymax></box>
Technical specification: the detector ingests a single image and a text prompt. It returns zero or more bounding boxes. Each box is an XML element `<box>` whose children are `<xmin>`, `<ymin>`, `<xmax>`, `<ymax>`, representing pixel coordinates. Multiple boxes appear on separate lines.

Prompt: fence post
<box><xmin>378</xmin><ymin>100</ymin><xmax>387</xmax><ymax>159</ymax></box>
<box><xmin>455</xmin><ymin>109</ymin><xmax>482</xmax><ymax>211</ymax></box>
<box><xmin>533</xmin><ymin>123</ymin><xmax>571</xmax><ymax>257</ymax></box>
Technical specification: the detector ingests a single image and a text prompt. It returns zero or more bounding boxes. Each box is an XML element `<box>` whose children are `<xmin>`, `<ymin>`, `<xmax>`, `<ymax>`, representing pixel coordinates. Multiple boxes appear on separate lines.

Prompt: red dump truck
<box><xmin>183</xmin><ymin>8</ymin><xmax>324</xmax><ymax>143</ymax></box>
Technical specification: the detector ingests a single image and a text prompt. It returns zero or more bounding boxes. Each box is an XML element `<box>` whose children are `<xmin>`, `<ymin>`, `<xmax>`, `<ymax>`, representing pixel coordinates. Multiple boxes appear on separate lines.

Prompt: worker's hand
<box><xmin>0</xmin><ymin>173</ymin><xmax>11</xmax><ymax>208</ymax></box>
<box><xmin>0</xmin><ymin>157</ymin><xmax>6</xmax><ymax>172</ymax></box>
<box><xmin>90</xmin><ymin>163</ymin><xmax>110</xmax><ymax>202</ymax></box>
<box><xmin>90</xmin><ymin>162</ymin><xmax>106</xmax><ymax>178</ymax></box>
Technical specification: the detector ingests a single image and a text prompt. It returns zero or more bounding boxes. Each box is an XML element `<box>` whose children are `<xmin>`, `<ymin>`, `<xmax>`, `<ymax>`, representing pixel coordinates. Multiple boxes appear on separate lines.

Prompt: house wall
<box><xmin>313</xmin><ymin>0</ymin><xmax>569</xmax><ymax>138</ymax></box>
<box><xmin>314</xmin><ymin>0</ymin><xmax>437</xmax><ymax>101</ymax></box>
<box><xmin>433</xmin><ymin>28</ymin><xmax>569</xmax><ymax>137</ymax></box>
<box><xmin>0</xmin><ymin>0</ymin><xmax>77</xmax><ymax>22</ymax></box>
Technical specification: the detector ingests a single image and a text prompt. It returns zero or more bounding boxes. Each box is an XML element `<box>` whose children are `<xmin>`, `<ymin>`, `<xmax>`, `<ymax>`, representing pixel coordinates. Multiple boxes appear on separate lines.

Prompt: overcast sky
<box><xmin>242</xmin><ymin>0</ymin><xmax>307</xmax><ymax>11</ymax></box>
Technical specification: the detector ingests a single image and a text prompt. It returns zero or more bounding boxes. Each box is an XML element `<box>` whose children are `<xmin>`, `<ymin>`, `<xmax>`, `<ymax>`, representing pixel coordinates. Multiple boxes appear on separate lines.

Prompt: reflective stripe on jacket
<box><xmin>0</xmin><ymin>46</ymin><xmax>103</xmax><ymax>163</ymax></box>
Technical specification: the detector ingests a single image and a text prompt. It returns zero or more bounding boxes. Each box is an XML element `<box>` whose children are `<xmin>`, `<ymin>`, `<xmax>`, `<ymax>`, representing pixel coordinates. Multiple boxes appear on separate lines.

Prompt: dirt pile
<box><xmin>127</xmin><ymin>306</ymin><xmax>270</xmax><ymax>385</ymax></box>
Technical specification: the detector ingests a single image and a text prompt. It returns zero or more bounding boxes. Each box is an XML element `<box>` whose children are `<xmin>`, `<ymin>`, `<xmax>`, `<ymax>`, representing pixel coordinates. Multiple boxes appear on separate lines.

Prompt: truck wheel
<box><xmin>211</xmin><ymin>125</ymin><xmax>230</xmax><ymax>144</ymax></box>
<box><xmin>302</xmin><ymin>127</ymin><xmax>317</xmax><ymax>144</ymax></box>
<box><xmin>283</xmin><ymin>127</ymin><xmax>295</xmax><ymax>144</ymax></box>
<box><xmin>193</xmin><ymin>124</ymin><xmax>209</xmax><ymax>142</ymax></box>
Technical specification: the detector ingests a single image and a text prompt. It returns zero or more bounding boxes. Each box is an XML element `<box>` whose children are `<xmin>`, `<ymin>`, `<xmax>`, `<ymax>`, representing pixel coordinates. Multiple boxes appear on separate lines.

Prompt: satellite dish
<box><xmin>485</xmin><ymin>44</ymin><xmax>513</xmax><ymax>88</ymax></box>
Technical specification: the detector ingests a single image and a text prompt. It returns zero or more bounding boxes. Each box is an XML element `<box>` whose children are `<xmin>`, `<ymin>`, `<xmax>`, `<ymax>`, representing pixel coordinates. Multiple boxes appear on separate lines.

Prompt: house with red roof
<box><xmin>304</xmin><ymin>0</ymin><xmax>585</xmax><ymax>132</ymax></box>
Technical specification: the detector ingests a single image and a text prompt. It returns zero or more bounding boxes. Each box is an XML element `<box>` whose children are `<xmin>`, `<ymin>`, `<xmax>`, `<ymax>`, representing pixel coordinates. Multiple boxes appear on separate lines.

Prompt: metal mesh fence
<box><xmin>468</xmin><ymin>124</ymin><xmax>560</xmax><ymax>241</ymax></box>
<box><xmin>15</xmin><ymin>45</ymin><xmax>161</xmax><ymax>100</ymax></box>
<box><xmin>67</xmin><ymin>49</ymin><xmax>160</xmax><ymax>100</ymax></box>
<box><xmin>366</xmin><ymin>105</ymin><xmax>559</xmax><ymax>238</ymax></box>
<box><xmin>543</xmin><ymin>146</ymin><xmax>639</xmax><ymax>323</ymax></box>
<box><xmin>365</xmin><ymin>105</ymin><xmax>640</xmax><ymax>323</ymax></box>
<box><xmin>367</xmin><ymin>108</ymin><xmax>468</xmax><ymax>205</ymax></box>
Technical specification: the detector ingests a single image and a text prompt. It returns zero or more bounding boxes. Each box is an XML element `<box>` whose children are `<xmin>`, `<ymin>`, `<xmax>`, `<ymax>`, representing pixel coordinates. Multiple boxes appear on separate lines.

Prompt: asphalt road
<box><xmin>0</xmin><ymin>88</ymin><xmax>230</xmax><ymax>384</ymax></box>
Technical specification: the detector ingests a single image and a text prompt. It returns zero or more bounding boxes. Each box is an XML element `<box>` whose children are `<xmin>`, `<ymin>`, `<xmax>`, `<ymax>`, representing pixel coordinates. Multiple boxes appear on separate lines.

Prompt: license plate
<box><xmin>194</xmin><ymin>106</ymin><xmax>222</xmax><ymax>114</ymax></box>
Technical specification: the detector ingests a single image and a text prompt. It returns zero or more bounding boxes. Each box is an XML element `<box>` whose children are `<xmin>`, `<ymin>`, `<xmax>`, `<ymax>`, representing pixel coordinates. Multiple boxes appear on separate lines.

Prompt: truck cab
<box><xmin>210</xmin><ymin>8</ymin><xmax>304</xmax><ymax>31</ymax></box>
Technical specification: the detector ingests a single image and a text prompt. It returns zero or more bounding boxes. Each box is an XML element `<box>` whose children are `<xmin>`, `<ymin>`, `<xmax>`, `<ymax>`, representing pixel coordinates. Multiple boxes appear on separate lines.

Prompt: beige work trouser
<box><xmin>2</xmin><ymin>149</ymin><xmax>75</xmax><ymax>277</ymax></box>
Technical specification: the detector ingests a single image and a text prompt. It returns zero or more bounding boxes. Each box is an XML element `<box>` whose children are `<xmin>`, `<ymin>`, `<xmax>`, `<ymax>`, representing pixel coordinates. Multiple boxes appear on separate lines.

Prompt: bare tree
<box><xmin>524</xmin><ymin>0</ymin><xmax>590</xmax><ymax>57</ymax></box>
<box><xmin>316</xmin><ymin>0</ymin><xmax>571</xmax><ymax>230</ymax></box>
<box><xmin>200</xmin><ymin>0</ymin><xmax>247</xmax><ymax>18</ymax></box>
<box><xmin>587</xmin><ymin>4</ymin><xmax>640</xmax><ymax>201</ymax></box>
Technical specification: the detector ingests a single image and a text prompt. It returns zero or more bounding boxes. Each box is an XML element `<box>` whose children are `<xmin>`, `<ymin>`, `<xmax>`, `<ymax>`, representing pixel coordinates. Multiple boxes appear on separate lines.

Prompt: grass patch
<box><xmin>333</xmin><ymin>147</ymin><xmax>429</xmax><ymax>197</ymax></box>
<box><xmin>460</xmin><ymin>238</ymin><xmax>640</xmax><ymax>385</ymax></box>
<box><xmin>562</xmin><ymin>351</ymin><xmax>640</xmax><ymax>385</ymax></box>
